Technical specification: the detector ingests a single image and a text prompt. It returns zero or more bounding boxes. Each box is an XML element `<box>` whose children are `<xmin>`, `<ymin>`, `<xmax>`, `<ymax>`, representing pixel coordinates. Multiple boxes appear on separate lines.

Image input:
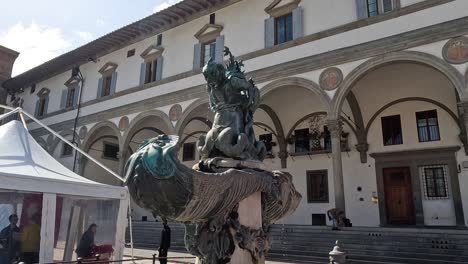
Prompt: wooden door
<box><xmin>383</xmin><ymin>167</ymin><xmax>415</xmax><ymax>225</ymax></box>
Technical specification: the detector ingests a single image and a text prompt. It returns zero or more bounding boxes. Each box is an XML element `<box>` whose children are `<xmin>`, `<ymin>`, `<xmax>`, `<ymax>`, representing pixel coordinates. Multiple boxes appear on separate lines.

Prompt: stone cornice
<box><xmin>265</xmin><ymin>0</ymin><xmax>301</xmax><ymax>17</ymax></box>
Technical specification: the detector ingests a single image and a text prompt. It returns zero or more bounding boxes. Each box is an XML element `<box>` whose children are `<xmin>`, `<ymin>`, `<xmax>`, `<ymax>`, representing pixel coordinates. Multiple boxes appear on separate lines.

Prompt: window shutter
<box><xmin>193</xmin><ymin>43</ymin><xmax>202</xmax><ymax>70</ymax></box>
<box><xmin>97</xmin><ymin>77</ymin><xmax>103</xmax><ymax>99</ymax></box>
<box><xmin>34</xmin><ymin>100</ymin><xmax>40</xmax><ymax>117</ymax></box>
<box><xmin>60</xmin><ymin>89</ymin><xmax>67</xmax><ymax>109</ymax></box>
<box><xmin>356</xmin><ymin>0</ymin><xmax>369</xmax><ymax>20</ymax></box>
<box><xmin>264</xmin><ymin>17</ymin><xmax>275</xmax><ymax>48</ymax></box>
<box><xmin>292</xmin><ymin>7</ymin><xmax>303</xmax><ymax>40</ymax></box>
<box><xmin>43</xmin><ymin>96</ymin><xmax>49</xmax><ymax>116</ymax></box>
<box><xmin>139</xmin><ymin>63</ymin><xmax>146</xmax><ymax>85</ymax></box>
<box><xmin>156</xmin><ymin>56</ymin><xmax>164</xmax><ymax>81</ymax></box>
<box><xmin>110</xmin><ymin>72</ymin><xmax>118</xmax><ymax>95</ymax></box>
<box><xmin>72</xmin><ymin>86</ymin><xmax>79</xmax><ymax>107</ymax></box>
<box><xmin>215</xmin><ymin>35</ymin><xmax>225</xmax><ymax>64</ymax></box>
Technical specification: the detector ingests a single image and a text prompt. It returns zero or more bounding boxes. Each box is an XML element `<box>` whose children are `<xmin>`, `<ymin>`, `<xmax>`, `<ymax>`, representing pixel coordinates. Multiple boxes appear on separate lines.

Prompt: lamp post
<box><xmin>71</xmin><ymin>65</ymin><xmax>84</xmax><ymax>173</ymax></box>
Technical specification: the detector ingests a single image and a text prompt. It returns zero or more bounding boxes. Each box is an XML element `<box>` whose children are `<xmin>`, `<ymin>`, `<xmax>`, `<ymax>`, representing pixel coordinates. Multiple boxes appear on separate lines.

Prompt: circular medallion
<box><xmin>78</xmin><ymin>126</ymin><xmax>88</xmax><ymax>139</ymax></box>
<box><xmin>169</xmin><ymin>104</ymin><xmax>183</xmax><ymax>122</ymax></box>
<box><xmin>442</xmin><ymin>37</ymin><xmax>468</xmax><ymax>64</ymax></box>
<box><xmin>46</xmin><ymin>134</ymin><xmax>54</xmax><ymax>145</ymax></box>
<box><xmin>319</xmin><ymin>67</ymin><xmax>343</xmax><ymax>91</ymax></box>
<box><xmin>118</xmin><ymin>116</ymin><xmax>129</xmax><ymax>131</ymax></box>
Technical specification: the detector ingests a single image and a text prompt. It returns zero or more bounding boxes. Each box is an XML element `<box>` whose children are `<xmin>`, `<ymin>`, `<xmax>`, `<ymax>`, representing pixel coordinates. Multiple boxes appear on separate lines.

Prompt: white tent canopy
<box><xmin>0</xmin><ymin>121</ymin><xmax>129</xmax><ymax>263</ymax></box>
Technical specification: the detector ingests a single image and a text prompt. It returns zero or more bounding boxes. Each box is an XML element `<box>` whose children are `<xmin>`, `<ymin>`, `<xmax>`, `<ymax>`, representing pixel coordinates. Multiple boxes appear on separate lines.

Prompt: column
<box><xmin>327</xmin><ymin>119</ymin><xmax>346</xmax><ymax>213</ymax></box>
<box><xmin>40</xmin><ymin>193</ymin><xmax>56</xmax><ymax>264</ymax></box>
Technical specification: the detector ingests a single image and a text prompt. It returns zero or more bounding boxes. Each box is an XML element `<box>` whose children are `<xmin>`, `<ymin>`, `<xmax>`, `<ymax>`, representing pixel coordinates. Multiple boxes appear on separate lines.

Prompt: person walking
<box><xmin>0</xmin><ymin>214</ymin><xmax>20</xmax><ymax>264</ymax></box>
<box><xmin>158</xmin><ymin>219</ymin><xmax>171</xmax><ymax>264</ymax></box>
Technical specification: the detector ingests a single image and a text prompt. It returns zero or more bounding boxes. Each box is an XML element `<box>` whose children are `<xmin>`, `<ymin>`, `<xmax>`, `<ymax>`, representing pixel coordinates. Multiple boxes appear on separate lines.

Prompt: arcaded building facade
<box><xmin>3</xmin><ymin>0</ymin><xmax>468</xmax><ymax>228</ymax></box>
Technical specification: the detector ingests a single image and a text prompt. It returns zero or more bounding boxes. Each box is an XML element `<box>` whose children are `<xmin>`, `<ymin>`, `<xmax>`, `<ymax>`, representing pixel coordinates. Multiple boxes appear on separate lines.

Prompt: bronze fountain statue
<box><xmin>124</xmin><ymin>47</ymin><xmax>301</xmax><ymax>264</ymax></box>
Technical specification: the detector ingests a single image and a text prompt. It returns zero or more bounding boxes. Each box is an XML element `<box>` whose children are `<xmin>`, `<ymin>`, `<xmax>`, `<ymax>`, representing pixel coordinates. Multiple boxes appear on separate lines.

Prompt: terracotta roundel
<box><xmin>442</xmin><ymin>37</ymin><xmax>468</xmax><ymax>64</ymax></box>
<box><xmin>169</xmin><ymin>104</ymin><xmax>183</xmax><ymax>122</ymax></box>
<box><xmin>119</xmin><ymin>116</ymin><xmax>129</xmax><ymax>131</ymax></box>
<box><xmin>319</xmin><ymin>67</ymin><xmax>343</xmax><ymax>91</ymax></box>
<box><xmin>78</xmin><ymin>126</ymin><xmax>88</xmax><ymax>139</ymax></box>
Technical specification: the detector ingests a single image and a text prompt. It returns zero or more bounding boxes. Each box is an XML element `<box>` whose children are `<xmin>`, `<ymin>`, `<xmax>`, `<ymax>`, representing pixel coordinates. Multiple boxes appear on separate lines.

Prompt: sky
<box><xmin>0</xmin><ymin>0</ymin><xmax>182</xmax><ymax>77</ymax></box>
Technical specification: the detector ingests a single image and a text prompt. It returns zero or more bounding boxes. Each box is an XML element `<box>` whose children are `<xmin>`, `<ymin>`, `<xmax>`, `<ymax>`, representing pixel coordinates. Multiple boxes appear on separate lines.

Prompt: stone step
<box><xmin>127</xmin><ymin>222</ymin><xmax>468</xmax><ymax>264</ymax></box>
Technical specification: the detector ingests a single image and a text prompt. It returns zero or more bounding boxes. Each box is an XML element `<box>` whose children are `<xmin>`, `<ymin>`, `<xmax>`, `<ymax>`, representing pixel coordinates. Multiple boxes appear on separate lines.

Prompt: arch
<box><xmin>122</xmin><ymin>110</ymin><xmax>174</xmax><ymax>147</ymax></box>
<box><xmin>82</xmin><ymin>121</ymin><xmax>122</xmax><ymax>153</ymax></box>
<box><xmin>260</xmin><ymin>77</ymin><xmax>331</xmax><ymax>113</ymax></box>
<box><xmin>49</xmin><ymin>129</ymin><xmax>81</xmax><ymax>154</ymax></box>
<box><xmin>364</xmin><ymin>97</ymin><xmax>460</xmax><ymax>138</ymax></box>
<box><xmin>257</xmin><ymin>104</ymin><xmax>288</xmax><ymax>168</ymax></box>
<box><xmin>332</xmin><ymin>51</ymin><xmax>467</xmax><ymax>119</ymax></box>
<box><xmin>285</xmin><ymin>111</ymin><xmax>357</xmax><ymax>140</ymax></box>
<box><xmin>180</xmin><ymin>130</ymin><xmax>207</xmax><ymax>146</ymax></box>
<box><xmin>175</xmin><ymin>98</ymin><xmax>210</xmax><ymax>137</ymax></box>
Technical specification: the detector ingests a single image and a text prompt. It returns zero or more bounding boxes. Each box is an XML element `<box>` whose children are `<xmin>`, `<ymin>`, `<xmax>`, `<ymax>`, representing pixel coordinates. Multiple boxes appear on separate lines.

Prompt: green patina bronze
<box><xmin>124</xmin><ymin>48</ymin><xmax>301</xmax><ymax>264</ymax></box>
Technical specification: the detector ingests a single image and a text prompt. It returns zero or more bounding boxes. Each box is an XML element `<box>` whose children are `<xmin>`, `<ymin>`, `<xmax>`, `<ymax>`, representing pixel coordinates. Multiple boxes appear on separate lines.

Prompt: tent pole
<box><xmin>19</xmin><ymin>112</ymin><xmax>28</xmax><ymax>129</ymax></box>
<box><xmin>21</xmin><ymin>109</ymin><xmax>125</xmax><ymax>182</ymax></box>
<box><xmin>127</xmin><ymin>188</ymin><xmax>135</xmax><ymax>263</ymax></box>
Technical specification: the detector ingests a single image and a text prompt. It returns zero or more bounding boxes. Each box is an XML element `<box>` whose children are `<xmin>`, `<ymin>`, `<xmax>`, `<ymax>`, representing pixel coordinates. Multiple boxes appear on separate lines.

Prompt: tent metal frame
<box><xmin>0</xmin><ymin>105</ymin><xmax>135</xmax><ymax>261</ymax></box>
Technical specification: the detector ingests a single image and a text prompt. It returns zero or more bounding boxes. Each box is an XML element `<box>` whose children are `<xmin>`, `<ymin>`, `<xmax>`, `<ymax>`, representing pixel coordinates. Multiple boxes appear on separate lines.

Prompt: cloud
<box><xmin>74</xmin><ymin>31</ymin><xmax>93</xmax><ymax>42</ymax></box>
<box><xmin>0</xmin><ymin>21</ymin><xmax>72</xmax><ymax>76</ymax></box>
<box><xmin>153</xmin><ymin>0</ymin><xmax>183</xmax><ymax>13</ymax></box>
<box><xmin>96</xmin><ymin>19</ymin><xmax>105</xmax><ymax>27</ymax></box>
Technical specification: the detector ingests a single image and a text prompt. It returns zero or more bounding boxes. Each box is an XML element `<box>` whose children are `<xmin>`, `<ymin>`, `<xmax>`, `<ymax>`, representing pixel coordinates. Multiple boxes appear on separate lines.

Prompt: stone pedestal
<box><xmin>231</xmin><ymin>192</ymin><xmax>265</xmax><ymax>264</ymax></box>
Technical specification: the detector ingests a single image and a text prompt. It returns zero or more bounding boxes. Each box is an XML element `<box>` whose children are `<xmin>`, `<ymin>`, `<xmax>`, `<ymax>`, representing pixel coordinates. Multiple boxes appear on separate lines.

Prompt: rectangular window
<box><xmin>382</xmin><ymin>0</ymin><xmax>393</xmax><ymax>13</ymax></box>
<box><xmin>275</xmin><ymin>13</ymin><xmax>293</xmax><ymax>45</ymax></box>
<box><xmin>65</xmin><ymin>87</ymin><xmax>76</xmax><ymax>108</ymax></box>
<box><xmin>157</xmin><ymin>34</ymin><xmax>163</xmax><ymax>46</ymax></box>
<box><xmin>103</xmin><ymin>143</ymin><xmax>119</xmax><ymax>160</ymax></box>
<box><xmin>421</xmin><ymin>165</ymin><xmax>449</xmax><ymax>199</ymax></box>
<box><xmin>367</xmin><ymin>0</ymin><xmax>394</xmax><ymax>17</ymax></box>
<box><xmin>367</xmin><ymin>0</ymin><xmax>379</xmax><ymax>17</ymax></box>
<box><xmin>201</xmin><ymin>41</ymin><xmax>216</xmax><ymax>66</ymax></box>
<box><xmin>145</xmin><ymin>59</ymin><xmax>158</xmax><ymax>84</ymax></box>
<box><xmin>127</xmin><ymin>49</ymin><xmax>135</xmax><ymax>58</ymax></box>
<box><xmin>307</xmin><ymin>170</ymin><xmax>329</xmax><ymax>203</ymax></box>
<box><xmin>416</xmin><ymin>110</ymin><xmax>440</xmax><ymax>142</ymax></box>
<box><xmin>294</xmin><ymin>128</ymin><xmax>310</xmax><ymax>153</ymax></box>
<box><xmin>259</xmin><ymin>133</ymin><xmax>273</xmax><ymax>156</ymax></box>
<box><xmin>62</xmin><ymin>143</ymin><xmax>73</xmax><ymax>157</ymax></box>
<box><xmin>323</xmin><ymin>126</ymin><xmax>332</xmax><ymax>151</ymax></box>
<box><xmin>381</xmin><ymin>115</ymin><xmax>402</xmax><ymax>146</ymax></box>
<box><xmin>102</xmin><ymin>75</ymin><xmax>113</xmax><ymax>97</ymax></box>
<box><xmin>37</xmin><ymin>97</ymin><xmax>47</xmax><ymax>117</ymax></box>
<box><xmin>182</xmin><ymin>143</ymin><xmax>196</xmax><ymax>161</ymax></box>
<box><xmin>209</xmin><ymin>13</ymin><xmax>216</xmax><ymax>24</ymax></box>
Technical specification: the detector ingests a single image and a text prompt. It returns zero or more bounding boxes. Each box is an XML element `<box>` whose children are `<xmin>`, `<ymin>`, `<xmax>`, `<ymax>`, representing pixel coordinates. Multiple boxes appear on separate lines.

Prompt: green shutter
<box><xmin>97</xmin><ymin>78</ymin><xmax>103</xmax><ymax>99</ymax></box>
<box><xmin>139</xmin><ymin>63</ymin><xmax>146</xmax><ymax>85</ymax></box>
<box><xmin>193</xmin><ymin>43</ymin><xmax>202</xmax><ymax>70</ymax></box>
<box><xmin>156</xmin><ymin>56</ymin><xmax>164</xmax><ymax>81</ymax></box>
<box><xmin>72</xmin><ymin>86</ymin><xmax>79</xmax><ymax>107</ymax></box>
<box><xmin>264</xmin><ymin>17</ymin><xmax>275</xmax><ymax>48</ymax></box>
<box><xmin>110</xmin><ymin>72</ymin><xmax>118</xmax><ymax>95</ymax></box>
<box><xmin>60</xmin><ymin>89</ymin><xmax>67</xmax><ymax>109</ymax></box>
<box><xmin>292</xmin><ymin>7</ymin><xmax>303</xmax><ymax>39</ymax></box>
<box><xmin>356</xmin><ymin>0</ymin><xmax>369</xmax><ymax>20</ymax></box>
<box><xmin>215</xmin><ymin>35</ymin><xmax>224</xmax><ymax>63</ymax></box>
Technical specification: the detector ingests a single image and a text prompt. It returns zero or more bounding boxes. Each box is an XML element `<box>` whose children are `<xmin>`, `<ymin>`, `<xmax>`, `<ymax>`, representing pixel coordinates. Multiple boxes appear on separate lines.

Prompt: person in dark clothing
<box><xmin>76</xmin><ymin>224</ymin><xmax>97</xmax><ymax>258</ymax></box>
<box><xmin>0</xmin><ymin>214</ymin><xmax>20</xmax><ymax>264</ymax></box>
<box><xmin>158</xmin><ymin>220</ymin><xmax>171</xmax><ymax>264</ymax></box>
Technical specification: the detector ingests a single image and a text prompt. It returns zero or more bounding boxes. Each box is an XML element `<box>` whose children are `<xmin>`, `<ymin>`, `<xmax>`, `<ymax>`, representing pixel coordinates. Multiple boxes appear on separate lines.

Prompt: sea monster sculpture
<box><xmin>125</xmin><ymin>48</ymin><xmax>301</xmax><ymax>264</ymax></box>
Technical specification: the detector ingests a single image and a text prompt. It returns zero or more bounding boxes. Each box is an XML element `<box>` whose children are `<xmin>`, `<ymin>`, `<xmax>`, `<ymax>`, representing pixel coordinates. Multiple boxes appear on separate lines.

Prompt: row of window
<box><xmin>31</xmin><ymin>1</ymin><xmax>397</xmax><ymax>118</ymax></box>
<box><xmin>305</xmin><ymin>163</ymin><xmax>450</xmax><ymax>209</ymax></box>
<box><xmin>381</xmin><ymin>110</ymin><xmax>440</xmax><ymax>146</ymax></box>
